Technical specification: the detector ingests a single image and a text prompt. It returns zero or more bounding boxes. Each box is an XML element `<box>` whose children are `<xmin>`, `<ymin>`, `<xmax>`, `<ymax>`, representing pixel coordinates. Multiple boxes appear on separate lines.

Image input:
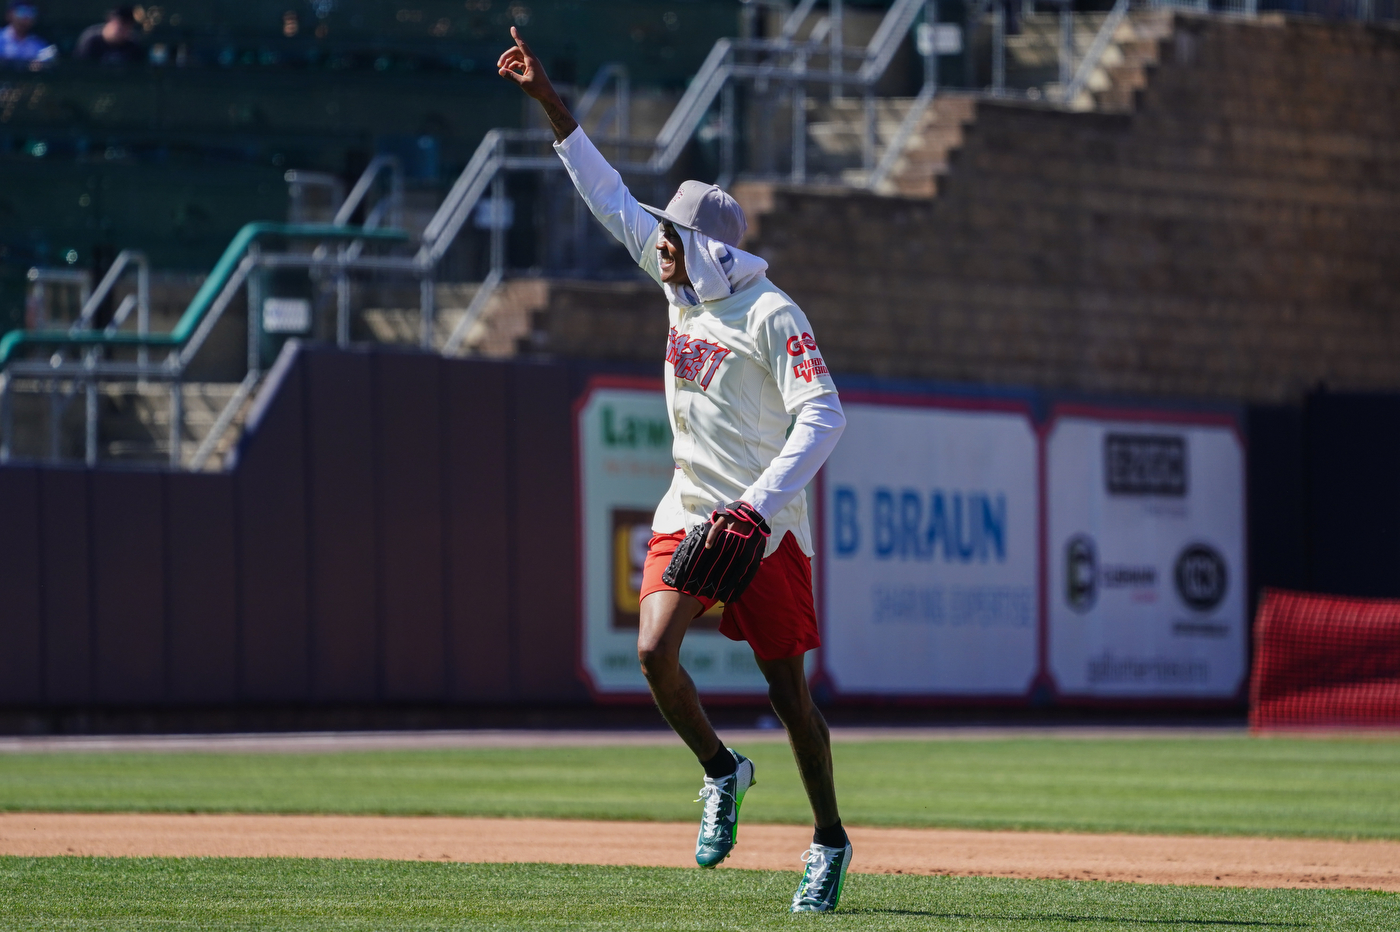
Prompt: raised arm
<box><xmin>497</xmin><ymin>27</ymin><xmax>577</xmax><ymax>142</ymax></box>
<box><xmin>498</xmin><ymin>28</ymin><xmax>660</xmax><ymax>272</ymax></box>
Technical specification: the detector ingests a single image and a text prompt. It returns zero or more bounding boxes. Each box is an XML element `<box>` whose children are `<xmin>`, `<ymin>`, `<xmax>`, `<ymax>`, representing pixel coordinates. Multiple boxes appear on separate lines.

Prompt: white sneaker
<box><xmin>790</xmin><ymin>841</ymin><xmax>853</xmax><ymax>912</ymax></box>
<box><xmin>694</xmin><ymin>749</ymin><xmax>756</xmax><ymax>867</ymax></box>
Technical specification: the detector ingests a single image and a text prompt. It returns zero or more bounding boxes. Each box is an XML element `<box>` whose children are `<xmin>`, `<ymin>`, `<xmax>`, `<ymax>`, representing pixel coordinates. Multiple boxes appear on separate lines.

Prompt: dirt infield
<box><xmin>3</xmin><ymin>813</ymin><xmax>1397</xmax><ymax>891</ymax></box>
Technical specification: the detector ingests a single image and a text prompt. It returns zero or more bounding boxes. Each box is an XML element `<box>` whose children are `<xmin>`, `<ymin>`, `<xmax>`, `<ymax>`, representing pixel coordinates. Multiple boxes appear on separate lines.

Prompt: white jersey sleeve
<box><xmin>754</xmin><ymin>301</ymin><xmax>839</xmax><ymax>414</ymax></box>
<box><xmin>741</xmin><ymin>395</ymin><xmax>846</xmax><ymax>521</ymax></box>
<box><xmin>553</xmin><ymin>127</ymin><xmax>662</xmax><ymax>284</ymax></box>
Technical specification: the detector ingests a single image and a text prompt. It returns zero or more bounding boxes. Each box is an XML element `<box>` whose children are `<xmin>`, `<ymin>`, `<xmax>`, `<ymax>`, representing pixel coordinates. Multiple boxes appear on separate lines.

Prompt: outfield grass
<box><xmin>1</xmin><ymin>735</ymin><xmax>1398</xmax><ymax>839</ymax></box>
<box><xmin>1</xmin><ymin>856</ymin><xmax>1395</xmax><ymax>931</ymax></box>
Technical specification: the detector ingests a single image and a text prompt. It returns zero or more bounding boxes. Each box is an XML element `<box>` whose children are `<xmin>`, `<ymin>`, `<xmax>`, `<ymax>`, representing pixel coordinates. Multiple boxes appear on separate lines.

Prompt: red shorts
<box><xmin>639</xmin><ymin>529</ymin><xmax>821</xmax><ymax>662</ymax></box>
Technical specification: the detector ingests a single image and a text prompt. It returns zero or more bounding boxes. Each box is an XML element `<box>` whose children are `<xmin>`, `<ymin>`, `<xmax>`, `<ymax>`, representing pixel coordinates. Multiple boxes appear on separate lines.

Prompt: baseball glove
<box><xmin>663</xmin><ymin>501</ymin><xmax>772</xmax><ymax>604</ymax></box>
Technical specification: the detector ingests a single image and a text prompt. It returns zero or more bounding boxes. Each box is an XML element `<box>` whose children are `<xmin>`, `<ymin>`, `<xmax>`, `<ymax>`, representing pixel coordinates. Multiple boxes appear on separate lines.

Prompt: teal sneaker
<box><xmin>694</xmin><ymin>749</ymin><xmax>756</xmax><ymax>868</ymax></box>
<box><xmin>790</xmin><ymin>842</ymin><xmax>853</xmax><ymax>912</ymax></box>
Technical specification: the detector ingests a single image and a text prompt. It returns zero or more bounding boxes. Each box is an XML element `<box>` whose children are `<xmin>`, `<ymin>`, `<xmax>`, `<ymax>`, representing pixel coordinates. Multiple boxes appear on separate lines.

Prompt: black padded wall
<box><xmin>0</xmin><ymin>344</ymin><xmax>591</xmax><ymax>709</ymax></box>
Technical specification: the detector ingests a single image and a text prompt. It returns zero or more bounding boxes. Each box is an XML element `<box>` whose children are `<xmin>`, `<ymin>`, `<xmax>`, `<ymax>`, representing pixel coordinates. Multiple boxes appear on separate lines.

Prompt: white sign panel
<box><xmin>262</xmin><ymin>297</ymin><xmax>311</xmax><ymax>333</ymax></box>
<box><xmin>821</xmin><ymin>401</ymin><xmax>1040</xmax><ymax>695</ymax></box>
<box><xmin>577</xmin><ymin>382</ymin><xmax>770</xmax><ymax>695</ymax></box>
<box><xmin>1046</xmin><ymin>413</ymin><xmax>1246</xmax><ymax>698</ymax></box>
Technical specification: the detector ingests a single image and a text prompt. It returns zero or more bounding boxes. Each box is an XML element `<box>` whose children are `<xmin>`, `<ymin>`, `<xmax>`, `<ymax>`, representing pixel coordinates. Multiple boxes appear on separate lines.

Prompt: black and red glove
<box><xmin>662</xmin><ymin>501</ymin><xmax>772</xmax><ymax>604</ymax></box>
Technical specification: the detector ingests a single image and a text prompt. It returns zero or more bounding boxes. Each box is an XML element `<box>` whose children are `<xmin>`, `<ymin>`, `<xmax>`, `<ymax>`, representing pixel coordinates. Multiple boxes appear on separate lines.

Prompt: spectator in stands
<box><xmin>0</xmin><ymin>2</ymin><xmax>56</xmax><ymax>67</ymax></box>
<box><xmin>75</xmin><ymin>5</ymin><xmax>143</xmax><ymax>65</ymax></box>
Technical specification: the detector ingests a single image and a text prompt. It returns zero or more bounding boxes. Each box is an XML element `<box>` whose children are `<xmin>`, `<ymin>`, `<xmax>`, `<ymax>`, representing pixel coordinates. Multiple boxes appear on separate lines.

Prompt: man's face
<box><xmin>657</xmin><ymin>221</ymin><xmax>690</xmax><ymax>286</ymax></box>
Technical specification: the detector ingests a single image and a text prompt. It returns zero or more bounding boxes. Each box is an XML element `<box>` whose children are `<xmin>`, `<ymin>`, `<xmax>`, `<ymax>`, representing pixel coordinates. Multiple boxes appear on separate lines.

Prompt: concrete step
<box><xmin>2</xmin><ymin>379</ymin><xmax>251</xmax><ymax>467</ymax></box>
<box><xmin>360</xmin><ymin>279</ymin><xmax>552</xmax><ymax>358</ymax></box>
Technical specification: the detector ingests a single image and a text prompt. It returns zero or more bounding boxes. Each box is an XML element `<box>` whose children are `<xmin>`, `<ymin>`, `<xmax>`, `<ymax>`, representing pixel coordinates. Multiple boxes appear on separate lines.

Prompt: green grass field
<box><xmin>2</xmin><ymin>857</ymin><xmax>1397</xmax><ymax>931</ymax></box>
<box><xmin>2</xmin><ymin>735</ymin><xmax>1398</xmax><ymax>839</ymax></box>
<box><xmin>3</xmin><ymin>734</ymin><xmax>1398</xmax><ymax>929</ymax></box>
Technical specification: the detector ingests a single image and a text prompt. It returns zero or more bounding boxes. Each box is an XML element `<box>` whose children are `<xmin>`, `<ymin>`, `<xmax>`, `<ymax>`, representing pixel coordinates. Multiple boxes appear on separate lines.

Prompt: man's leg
<box><xmin>641</xmin><ymin>590</ymin><xmax>756</xmax><ymax>869</ymax></box>
<box><xmin>761</xmin><ymin>653</ymin><xmax>852</xmax><ymax>912</ymax></box>
<box><xmin>638</xmin><ymin>590</ymin><xmax>723</xmax><ymax>762</ymax></box>
<box><xmin>757</xmin><ymin>654</ymin><xmax>839</xmax><ymax>828</ymax></box>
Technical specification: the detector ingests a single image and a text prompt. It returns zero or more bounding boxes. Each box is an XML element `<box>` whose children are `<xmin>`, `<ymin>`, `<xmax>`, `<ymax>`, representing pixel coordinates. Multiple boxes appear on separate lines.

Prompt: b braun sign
<box><xmin>818</xmin><ymin>395</ymin><xmax>1040</xmax><ymax>697</ymax></box>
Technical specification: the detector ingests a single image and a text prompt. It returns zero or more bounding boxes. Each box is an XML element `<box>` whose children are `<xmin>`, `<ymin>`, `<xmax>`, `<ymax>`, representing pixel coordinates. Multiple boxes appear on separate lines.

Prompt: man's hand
<box><xmin>705</xmin><ymin>515</ymin><xmax>732</xmax><ymax>549</ymax></box>
<box><xmin>497</xmin><ymin>27</ymin><xmax>578</xmax><ymax>142</ymax></box>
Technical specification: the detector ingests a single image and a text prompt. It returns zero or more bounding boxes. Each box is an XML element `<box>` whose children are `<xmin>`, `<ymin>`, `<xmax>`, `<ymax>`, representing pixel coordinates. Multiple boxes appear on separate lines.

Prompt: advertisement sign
<box><xmin>820</xmin><ymin>398</ymin><xmax>1040</xmax><ymax>696</ymax></box>
<box><xmin>576</xmin><ymin>379</ymin><xmax>769</xmax><ymax>695</ymax></box>
<box><xmin>1046</xmin><ymin>409</ymin><xmax>1246</xmax><ymax>698</ymax></box>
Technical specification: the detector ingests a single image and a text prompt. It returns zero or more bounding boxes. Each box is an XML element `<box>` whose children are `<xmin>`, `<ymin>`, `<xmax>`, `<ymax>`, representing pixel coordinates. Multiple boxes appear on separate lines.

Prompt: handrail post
<box><xmin>420</xmin><ymin>270</ymin><xmax>436</xmax><ymax>350</ymax></box>
<box><xmin>48</xmin><ymin>379</ymin><xmax>60</xmax><ymax>462</ymax></box>
<box><xmin>490</xmin><ymin>159</ymin><xmax>507</xmax><ymax>277</ymax></box>
<box><xmin>862</xmin><ymin>86</ymin><xmax>875</xmax><ymax>171</ymax></box>
<box><xmin>137</xmin><ymin>252</ymin><xmax>150</xmax><ymax>376</ymax></box>
<box><xmin>85</xmin><ymin>376</ymin><xmax>97</xmax><ymax>467</ymax></box>
<box><xmin>336</xmin><ymin>258</ymin><xmax>351</xmax><ymax>348</ymax></box>
<box><xmin>390</xmin><ymin>162</ymin><xmax>405</xmax><ymax>232</ymax></box>
<box><xmin>0</xmin><ymin>376</ymin><xmax>11</xmax><ymax>463</ymax></box>
<box><xmin>169</xmin><ymin>379</ymin><xmax>183</xmax><ymax>468</ymax></box>
<box><xmin>246</xmin><ymin>245</ymin><xmax>263</xmax><ymax>376</ymax></box>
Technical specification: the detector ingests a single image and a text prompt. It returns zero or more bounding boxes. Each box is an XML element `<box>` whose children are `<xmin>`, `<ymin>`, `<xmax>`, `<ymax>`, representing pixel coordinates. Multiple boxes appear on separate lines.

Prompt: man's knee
<box><xmin>638</xmin><ymin>641</ymin><xmax>679</xmax><ymax>682</ymax></box>
<box><xmin>768</xmin><ymin>677</ymin><xmax>810</xmax><ymax>721</ymax></box>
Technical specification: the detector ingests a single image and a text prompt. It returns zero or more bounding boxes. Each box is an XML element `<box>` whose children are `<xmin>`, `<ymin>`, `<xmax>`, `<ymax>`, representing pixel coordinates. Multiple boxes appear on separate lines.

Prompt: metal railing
<box><xmin>1063</xmin><ymin>0</ymin><xmax>1134</xmax><ymax>107</ymax></box>
<box><xmin>0</xmin><ymin>223</ymin><xmax>407</xmax><ymax>467</ymax></box>
<box><xmin>24</xmin><ymin>266</ymin><xmax>90</xmax><ymax>331</ymax></box>
<box><xmin>334</xmin><ymin>155</ymin><xmax>405</xmax><ymax>231</ymax></box>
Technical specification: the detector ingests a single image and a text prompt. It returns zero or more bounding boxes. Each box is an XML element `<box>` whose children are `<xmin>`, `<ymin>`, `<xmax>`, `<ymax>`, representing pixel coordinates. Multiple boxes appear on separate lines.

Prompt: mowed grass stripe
<box><xmin>1</xmin><ymin>857</ymin><xmax>1396</xmax><ymax>931</ymax></box>
<box><xmin>0</xmin><ymin>736</ymin><xmax>1397</xmax><ymax>839</ymax></box>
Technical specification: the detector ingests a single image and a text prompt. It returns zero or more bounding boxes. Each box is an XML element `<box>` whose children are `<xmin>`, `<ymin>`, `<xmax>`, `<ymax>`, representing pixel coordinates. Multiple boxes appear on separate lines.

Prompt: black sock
<box><xmin>700</xmin><ymin>746</ymin><xmax>737</xmax><ymax>779</ymax></box>
<box><xmin>813</xmin><ymin>820</ymin><xmax>848</xmax><ymax>849</ymax></box>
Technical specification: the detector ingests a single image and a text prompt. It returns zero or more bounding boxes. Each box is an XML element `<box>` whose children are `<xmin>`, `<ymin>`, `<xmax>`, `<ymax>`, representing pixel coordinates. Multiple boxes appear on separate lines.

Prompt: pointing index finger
<box><xmin>511</xmin><ymin>26</ymin><xmax>533</xmax><ymax>56</ymax></box>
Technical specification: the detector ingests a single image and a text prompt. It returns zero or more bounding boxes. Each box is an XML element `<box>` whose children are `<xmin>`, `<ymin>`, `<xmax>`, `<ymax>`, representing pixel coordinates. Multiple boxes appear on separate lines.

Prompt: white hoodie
<box><xmin>555</xmin><ymin>127</ymin><xmax>844</xmax><ymax>556</ymax></box>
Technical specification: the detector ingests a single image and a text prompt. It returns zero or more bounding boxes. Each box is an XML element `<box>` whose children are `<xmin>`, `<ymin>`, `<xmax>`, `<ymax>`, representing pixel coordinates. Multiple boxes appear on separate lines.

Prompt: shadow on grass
<box><xmin>844</xmin><ymin>910</ymin><xmax>1308</xmax><ymax>927</ymax></box>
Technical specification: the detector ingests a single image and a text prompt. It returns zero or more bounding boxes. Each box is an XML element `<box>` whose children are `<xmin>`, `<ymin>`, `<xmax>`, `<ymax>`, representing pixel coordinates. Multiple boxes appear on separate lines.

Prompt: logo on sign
<box><xmin>1065</xmin><ymin>534</ymin><xmax>1097</xmax><ymax>612</ymax></box>
<box><xmin>1174</xmin><ymin>543</ymin><xmax>1227</xmax><ymax>611</ymax></box>
<box><xmin>1105</xmin><ymin>434</ymin><xmax>1187</xmax><ymax>496</ymax></box>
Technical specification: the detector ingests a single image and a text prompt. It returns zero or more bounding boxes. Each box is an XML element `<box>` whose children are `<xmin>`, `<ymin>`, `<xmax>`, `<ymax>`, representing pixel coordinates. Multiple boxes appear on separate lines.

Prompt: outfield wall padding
<box><xmin>1251</xmin><ymin>589</ymin><xmax>1400</xmax><ymax>729</ymax></box>
<box><xmin>0</xmin><ymin>344</ymin><xmax>591</xmax><ymax>708</ymax></box>
<box><xmin>3</xmin><ymin>346</ymin><xmax>1399</xmax><ymax>712</ymax></box>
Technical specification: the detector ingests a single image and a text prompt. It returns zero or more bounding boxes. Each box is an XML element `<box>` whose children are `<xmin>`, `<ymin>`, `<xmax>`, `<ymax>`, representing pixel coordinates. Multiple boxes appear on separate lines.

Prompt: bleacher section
<box><xmin>5</xmin><ymin>5</ymin><xmax>1399</xmax><ymax>471</ymax></box>
<box><xmin>526</xmin><ymin>13</ymin><xmax>1400</xmax><ymax>405</ymax></box>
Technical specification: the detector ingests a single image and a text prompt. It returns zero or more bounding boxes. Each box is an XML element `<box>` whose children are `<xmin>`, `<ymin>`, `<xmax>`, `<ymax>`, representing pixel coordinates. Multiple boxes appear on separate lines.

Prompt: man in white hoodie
<box><xmin>500</xmin><ymin>28</ymin><xmax>852</xmax><ymax>912</ymax></box>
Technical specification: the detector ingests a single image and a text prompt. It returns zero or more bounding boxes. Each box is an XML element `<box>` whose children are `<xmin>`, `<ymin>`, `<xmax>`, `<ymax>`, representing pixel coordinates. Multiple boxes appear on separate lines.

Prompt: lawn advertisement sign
<box><xmin>576</xmin><ymin>379</ymin><xmax>769</xmax><ymax>696</ymax></box>
<box><xmin>1046</xmin><ymin>408</ymin><xmax>1246</xmax><ymax>699</ymax></box>
<box><xmin>819</xmin><ymin>398</ymin><xmax>1040</xmax><ymax>696</ymax></box>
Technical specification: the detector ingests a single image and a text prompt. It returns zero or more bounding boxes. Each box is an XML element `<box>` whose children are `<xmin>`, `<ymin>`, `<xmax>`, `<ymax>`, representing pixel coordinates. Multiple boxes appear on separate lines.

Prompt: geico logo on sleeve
<box><xmin>667</xmin><ymin>327</ymin><xmax>732</xmax><ymax>390</ymax></box>
<box><xmin>792</xmin><ymin>357</ymin><xmax>829</xmax><ymax>382</ymax></box>
<box><xmin>785</xmin><ymin>332</ymin><xmax>819</xmax><ymax>356</ymax></box>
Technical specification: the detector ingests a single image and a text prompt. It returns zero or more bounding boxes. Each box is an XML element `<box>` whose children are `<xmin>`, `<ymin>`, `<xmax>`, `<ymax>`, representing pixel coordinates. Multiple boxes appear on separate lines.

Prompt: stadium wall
<box><xmin>1</xmin><ymin>345</ymin><xmax>1396</xmax><ymax>720</ymax></box>
<box><xmin>0</xmin><ymin>344</ymin><xmax>597</xmax><ymax>712</ymax></box>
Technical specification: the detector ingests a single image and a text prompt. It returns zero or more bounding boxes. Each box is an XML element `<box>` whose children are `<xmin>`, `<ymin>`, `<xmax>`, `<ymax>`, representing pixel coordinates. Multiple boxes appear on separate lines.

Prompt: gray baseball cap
<box><xmin>640</xmin><ymin>181</ymin><xmax>747</xmax><ymax>248</ymax></box>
